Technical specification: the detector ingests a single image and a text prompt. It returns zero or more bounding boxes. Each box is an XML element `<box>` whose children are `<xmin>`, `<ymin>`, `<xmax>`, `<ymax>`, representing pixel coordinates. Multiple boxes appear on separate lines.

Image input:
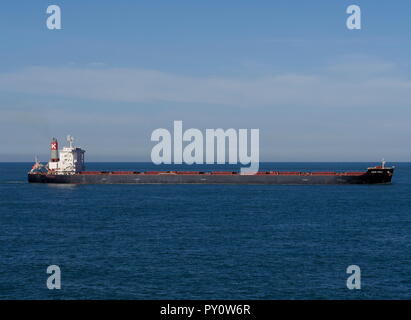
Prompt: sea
<box><xmin>0</xmin><ymin>162</ymin><xmax>410</xmax><ymax>300</ymax></box>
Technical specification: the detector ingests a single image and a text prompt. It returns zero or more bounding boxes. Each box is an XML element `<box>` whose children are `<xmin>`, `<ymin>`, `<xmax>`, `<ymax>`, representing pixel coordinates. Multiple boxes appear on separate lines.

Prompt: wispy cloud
<box><xmin>0</xmin><ymin>57</ymin><xmax>410</xmax><ymax>109</ymax></box>
<box><xmin>1</xmin><ymin>56</ymin><xmax>411</xmax><ymax>161</ymax></box>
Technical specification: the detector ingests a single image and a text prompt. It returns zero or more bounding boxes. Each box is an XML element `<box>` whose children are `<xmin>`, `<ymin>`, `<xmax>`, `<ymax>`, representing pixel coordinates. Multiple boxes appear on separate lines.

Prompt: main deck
<box><xmin>28</xmin><ymin>168</ymin><xmax>394</xmax><ymax>185</ymax></box>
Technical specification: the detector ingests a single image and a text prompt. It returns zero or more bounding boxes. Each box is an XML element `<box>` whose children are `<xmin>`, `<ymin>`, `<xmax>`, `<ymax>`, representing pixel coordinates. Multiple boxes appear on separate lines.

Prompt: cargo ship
<box><xmin>28</xmin><ymin>136</ymin><xmax>394</xmax><ymax>185</ymax></box>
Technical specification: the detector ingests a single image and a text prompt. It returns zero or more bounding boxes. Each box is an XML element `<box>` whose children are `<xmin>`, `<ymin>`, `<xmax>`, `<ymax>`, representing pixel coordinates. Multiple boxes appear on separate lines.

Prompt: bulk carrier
<box><xmin>28</xmin><ymin>136</ymin><xmax>394</xmax><ymax>185</ymax></box>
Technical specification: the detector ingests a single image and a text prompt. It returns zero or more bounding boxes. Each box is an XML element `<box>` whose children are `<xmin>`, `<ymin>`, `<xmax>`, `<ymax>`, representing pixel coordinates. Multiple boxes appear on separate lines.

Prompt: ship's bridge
<box><xmin>48</xmin><ymin>136</ymin><xmax>85</xmax><ymax>174</ymax></box>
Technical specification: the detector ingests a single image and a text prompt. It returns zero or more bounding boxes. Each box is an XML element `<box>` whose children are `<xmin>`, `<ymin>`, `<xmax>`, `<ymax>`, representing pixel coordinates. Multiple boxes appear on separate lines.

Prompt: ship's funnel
<box><xmin>50</xmin><ymin>137</ymin><xmax>59</xmax><ymax>162</ymax></box>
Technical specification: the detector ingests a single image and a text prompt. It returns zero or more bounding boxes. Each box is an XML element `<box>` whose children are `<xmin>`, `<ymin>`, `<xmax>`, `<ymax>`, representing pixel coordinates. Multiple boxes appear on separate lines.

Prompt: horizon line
<box><xmin>1</xmin><ymin>161</ymin><xmax>409</xmax><ymax>163</ymax></box>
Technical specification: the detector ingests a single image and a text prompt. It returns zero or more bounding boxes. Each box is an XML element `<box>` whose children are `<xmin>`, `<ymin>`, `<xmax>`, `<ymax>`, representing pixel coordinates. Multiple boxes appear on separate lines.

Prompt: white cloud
<box><xmin>0</xmin><ymin>57</ymin><xmax>410</xmax><ymax>109</ymax></box>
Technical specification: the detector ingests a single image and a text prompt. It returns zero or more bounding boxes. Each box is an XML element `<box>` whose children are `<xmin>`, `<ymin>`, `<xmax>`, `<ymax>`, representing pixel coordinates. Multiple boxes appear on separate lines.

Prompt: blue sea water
<box><xmin>0</xmin><ymin>162</ymin><xmax>410</xmax><ymax>300</ymax></box>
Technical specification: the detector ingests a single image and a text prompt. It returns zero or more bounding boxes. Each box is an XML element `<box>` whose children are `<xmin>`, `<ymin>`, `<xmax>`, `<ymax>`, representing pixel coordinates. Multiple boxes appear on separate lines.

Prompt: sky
<box><xmin>0</xmin><ymin>0</ymin><xmax>411</xmax><ymax>162</ymax></box>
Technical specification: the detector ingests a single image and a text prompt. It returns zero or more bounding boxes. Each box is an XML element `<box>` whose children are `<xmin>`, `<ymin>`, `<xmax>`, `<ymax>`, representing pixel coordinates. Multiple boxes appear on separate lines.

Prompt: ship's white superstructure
<box><xmin>47</xmin><ymin>136</ymin><xmax>85</xmax><ymax>174</ymax></box>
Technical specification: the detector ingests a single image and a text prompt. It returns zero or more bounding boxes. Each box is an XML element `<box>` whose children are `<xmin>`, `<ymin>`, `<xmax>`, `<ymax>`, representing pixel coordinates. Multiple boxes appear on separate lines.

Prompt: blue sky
<box><xmin>1</xmin><ymin>0</ymin><xmax>411</xmax><ymax>161</ymax></box>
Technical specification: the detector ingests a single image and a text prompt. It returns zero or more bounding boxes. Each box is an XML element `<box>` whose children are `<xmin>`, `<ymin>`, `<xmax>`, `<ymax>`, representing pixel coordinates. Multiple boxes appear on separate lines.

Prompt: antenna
<box><xmin>67</xmin><ymin>135</ymin><xmax>74</xmax><ymax>148</ymax></box>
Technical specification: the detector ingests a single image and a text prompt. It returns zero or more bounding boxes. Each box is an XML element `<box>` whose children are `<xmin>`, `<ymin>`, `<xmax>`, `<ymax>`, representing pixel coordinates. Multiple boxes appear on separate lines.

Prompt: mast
<box><xmin>67</xmin><ymin>135</ymin><xmax>74</xmax><ymax>149</ymax></box>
